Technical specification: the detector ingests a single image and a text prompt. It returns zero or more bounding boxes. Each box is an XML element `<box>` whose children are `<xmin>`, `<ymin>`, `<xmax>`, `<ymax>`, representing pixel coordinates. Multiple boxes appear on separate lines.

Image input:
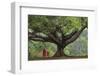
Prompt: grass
<box><xmin>28</xmin><ymin>55</ymin><xmax>88</xmax><ymax>61</ymax></box>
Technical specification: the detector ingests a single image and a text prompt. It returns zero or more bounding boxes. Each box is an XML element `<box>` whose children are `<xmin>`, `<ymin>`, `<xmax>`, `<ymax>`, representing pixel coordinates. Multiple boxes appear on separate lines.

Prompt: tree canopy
<box><xmin>28</xmin><ymin>15</ymin><xmax>87</xmax><ymax>34</ymax></box>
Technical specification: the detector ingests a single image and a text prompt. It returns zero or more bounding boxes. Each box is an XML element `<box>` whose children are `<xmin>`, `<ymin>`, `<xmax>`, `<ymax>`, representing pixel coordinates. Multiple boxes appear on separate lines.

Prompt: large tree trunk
<box><xmin>53</xmin><ymin>45</ymin><xmax>66</xmax><ymax>57</ymax></box>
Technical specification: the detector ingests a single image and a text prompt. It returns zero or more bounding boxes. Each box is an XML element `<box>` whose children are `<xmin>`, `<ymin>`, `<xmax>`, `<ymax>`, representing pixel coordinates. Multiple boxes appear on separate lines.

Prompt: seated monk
<box><xmin>43</xmin><ymin>48</ymin><xmax>49</xmax><ymax>57</ymax></box>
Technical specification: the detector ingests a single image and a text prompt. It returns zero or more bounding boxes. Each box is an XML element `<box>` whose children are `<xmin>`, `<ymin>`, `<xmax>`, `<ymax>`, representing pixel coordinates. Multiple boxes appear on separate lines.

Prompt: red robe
<box><xmin>43</xmin><ymin>48</ymin><xmax>49</xmax><ymax>57</ymax></box>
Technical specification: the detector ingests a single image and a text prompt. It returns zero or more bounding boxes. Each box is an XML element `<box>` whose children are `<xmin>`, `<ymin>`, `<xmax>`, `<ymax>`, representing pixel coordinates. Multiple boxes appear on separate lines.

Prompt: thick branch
<box><xmin>28</xmin><ymin>32</ymin><xmax>57</xmax><ymax>44</ymax></box>
<box><xmin>30</xmin><ymin>38</ymin><xmax>46</xmax><ymax>42</ymax></box>
<box><xmin>48</xmin><ymin>33</ymin><xmax>61</xmax><ymax>45</ymax></box>
<box><xmin>63</xmin><ymin>30</ymin><xmax>78</xmax><ymax>41</ymax></box>
<box><xmin>63</xmin><ymin>17</ymin><xmax>88</xmax><ymax>43</ymax></box>
<box><xmin>29</xmin><ymin>32</ymin><xmax>48</xmax><ymax>40</ymax></box>
<box><xmin>64</xmin><ymin>26</ymin><xmax>87</xmax><ymax>47</ymax></box>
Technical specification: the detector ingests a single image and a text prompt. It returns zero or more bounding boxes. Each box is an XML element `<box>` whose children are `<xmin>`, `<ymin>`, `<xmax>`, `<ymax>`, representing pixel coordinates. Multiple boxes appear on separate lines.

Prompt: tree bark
<box><xmin>53</xmin><ymin>45</ymin><xmax>65</xmax><ymax>57</ymax></box>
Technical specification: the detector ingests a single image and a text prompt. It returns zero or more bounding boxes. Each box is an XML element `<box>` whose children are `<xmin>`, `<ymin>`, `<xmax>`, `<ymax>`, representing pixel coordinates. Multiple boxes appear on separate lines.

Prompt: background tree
<box><xmin>28</xmin><ymin>15</ymin><xmax>88</xmax><ymax>57</ymax></box>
